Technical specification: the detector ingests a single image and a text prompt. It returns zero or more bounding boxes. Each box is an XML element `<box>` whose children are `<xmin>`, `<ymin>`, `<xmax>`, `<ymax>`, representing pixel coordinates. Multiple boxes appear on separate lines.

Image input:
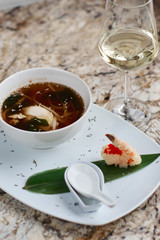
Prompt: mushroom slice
<box><xmin>9</xmin><ymin>113</ymin><xmax>26</xmax><ymax>119</ymax></box>
<box><xmin>52</xmin><ymin>116</ymin><xmax>57</xmax><ymax>130</ymax></box>
<box><xmin>23</xmin><ymin>105</ymin><xmax>55</xmax><ymax>127</ymax></box>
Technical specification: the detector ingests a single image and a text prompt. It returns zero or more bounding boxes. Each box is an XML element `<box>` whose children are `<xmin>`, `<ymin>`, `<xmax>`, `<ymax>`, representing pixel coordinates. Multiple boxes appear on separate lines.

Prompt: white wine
<box><xmin>98</xmin><ymin>28</ymin><xmax>159</xmax><ymax>71</ymax></box>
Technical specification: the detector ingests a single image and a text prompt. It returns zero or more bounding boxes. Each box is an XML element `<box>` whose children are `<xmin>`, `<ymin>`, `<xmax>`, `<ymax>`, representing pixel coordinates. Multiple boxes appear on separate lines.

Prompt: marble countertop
<box><xmin>0</xmin><ymin>0</ymin><xmax>160</xmax><ymax>239</ymax></box>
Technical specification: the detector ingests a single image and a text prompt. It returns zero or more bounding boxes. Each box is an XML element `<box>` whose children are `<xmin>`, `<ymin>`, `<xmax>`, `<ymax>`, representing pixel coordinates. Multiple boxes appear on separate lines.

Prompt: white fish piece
<box><xmin>23</xmin><ymin>105</ymin><xmax>56</xmax><ymax>129</ymax></box>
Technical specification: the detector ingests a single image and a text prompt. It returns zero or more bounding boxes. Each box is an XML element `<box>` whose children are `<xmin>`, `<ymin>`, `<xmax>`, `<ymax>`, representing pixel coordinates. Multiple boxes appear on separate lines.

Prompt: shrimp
<box><xmin>101</xmin><ymin>134</ymin><xmax>142</xmax><ymax>168</ymax></box>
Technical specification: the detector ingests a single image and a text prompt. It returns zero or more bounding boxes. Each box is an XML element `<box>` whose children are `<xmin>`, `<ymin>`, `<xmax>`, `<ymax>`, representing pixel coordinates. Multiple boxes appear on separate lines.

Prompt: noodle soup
<box><xmin>2</xmin><ymin>82</ymin><xmax>85</xmax><ymax>132</ymax></box>
<box><xmin>0</xmin><ymin>67</ymin><xmax>91</xmax><ymax>148</ymax></box>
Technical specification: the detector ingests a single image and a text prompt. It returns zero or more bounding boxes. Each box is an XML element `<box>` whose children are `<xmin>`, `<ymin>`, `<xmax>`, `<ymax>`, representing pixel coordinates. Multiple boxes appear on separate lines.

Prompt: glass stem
<box><xmin>124</xmin><ymin>71</ymin><xmax>130</xmax><ymax>106</ymax></box>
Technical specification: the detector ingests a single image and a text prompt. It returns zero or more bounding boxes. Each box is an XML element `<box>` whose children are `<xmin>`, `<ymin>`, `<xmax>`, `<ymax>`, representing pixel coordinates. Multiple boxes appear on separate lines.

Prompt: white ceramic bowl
<box><xmin>0</xmin><ymin>67</ymin><xmax>92</xmax><ymax>148</ymax></box>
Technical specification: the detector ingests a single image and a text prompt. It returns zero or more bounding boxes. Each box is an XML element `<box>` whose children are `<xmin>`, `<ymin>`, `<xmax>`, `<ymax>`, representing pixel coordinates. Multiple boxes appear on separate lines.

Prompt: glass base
<box><xmin>104</xmin><ymin>98</ymin><xmax>150</xmax><ymax>124</ymax></box>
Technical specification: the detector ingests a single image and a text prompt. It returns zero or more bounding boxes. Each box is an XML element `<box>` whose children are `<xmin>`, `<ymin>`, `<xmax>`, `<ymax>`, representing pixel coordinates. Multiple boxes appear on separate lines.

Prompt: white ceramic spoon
<box><xmin>67</xmin><ymin>163</ymin><xmax>115</xmax><ymax>207</ymax></box>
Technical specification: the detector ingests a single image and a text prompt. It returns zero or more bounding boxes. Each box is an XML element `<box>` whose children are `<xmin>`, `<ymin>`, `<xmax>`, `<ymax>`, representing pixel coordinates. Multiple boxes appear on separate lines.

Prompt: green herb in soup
<box><xmin>2</xmin><ymin>82</ymin><xmax>85</xmax><ymax>132</ymax></box>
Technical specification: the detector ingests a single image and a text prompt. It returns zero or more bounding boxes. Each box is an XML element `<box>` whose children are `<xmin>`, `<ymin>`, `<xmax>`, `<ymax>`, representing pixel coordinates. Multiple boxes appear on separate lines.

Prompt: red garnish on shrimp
<box><xmin>104</xmin><ymin>144</ymin><xmax>122</xmax><ymax>155</ymax></box>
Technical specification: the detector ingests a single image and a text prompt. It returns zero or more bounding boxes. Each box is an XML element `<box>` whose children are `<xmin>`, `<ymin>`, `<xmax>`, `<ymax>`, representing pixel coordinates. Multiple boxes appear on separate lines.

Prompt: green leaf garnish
<box><xmin>23</xmin><ymin>153</ymin><xmax>160</xmax><ymax>194</ymax></box>
<box><xmin>94</xmin><ymin>153</ymin><xmax>160</xmax><ymax>182</ymax></box>
<box><xmin>24</xmin><ymin>167</ymin><xmax>69</xmax><ymax>194</ymax></box>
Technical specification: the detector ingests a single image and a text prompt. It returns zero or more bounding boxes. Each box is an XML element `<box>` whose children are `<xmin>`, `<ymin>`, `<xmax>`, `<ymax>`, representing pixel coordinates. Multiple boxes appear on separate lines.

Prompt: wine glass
<box><xmin>98</xmin><ymin>0</ymin><xmax>159</xmax><ymax>123</ymax></box>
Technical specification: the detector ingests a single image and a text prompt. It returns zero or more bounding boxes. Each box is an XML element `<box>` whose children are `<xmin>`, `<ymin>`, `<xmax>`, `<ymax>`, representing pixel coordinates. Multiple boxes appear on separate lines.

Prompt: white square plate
<box><xmin>0</xmin><ymin>104</ymin><xmax>160</xmax><ymax>226</ymax></box>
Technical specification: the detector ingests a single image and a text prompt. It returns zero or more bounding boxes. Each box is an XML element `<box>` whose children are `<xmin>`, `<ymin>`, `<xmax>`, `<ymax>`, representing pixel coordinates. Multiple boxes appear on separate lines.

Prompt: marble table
<box><xmin>0</xmin><ymin>0</ymin><xmax>160</xmax><ymax>239</ymax></box>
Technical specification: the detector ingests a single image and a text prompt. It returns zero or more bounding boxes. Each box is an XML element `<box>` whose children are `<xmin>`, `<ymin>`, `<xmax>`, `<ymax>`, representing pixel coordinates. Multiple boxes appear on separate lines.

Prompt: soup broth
<box><xmin>1</xmin><ymin>82</ymin><xmax>85</xmax><ymax>132</ymax></box>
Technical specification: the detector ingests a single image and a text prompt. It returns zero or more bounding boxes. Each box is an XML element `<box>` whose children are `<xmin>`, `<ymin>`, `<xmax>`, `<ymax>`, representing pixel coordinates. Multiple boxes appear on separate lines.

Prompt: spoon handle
<box><xmin>94</xmin><ymin>190</ymin><xmax>115</xmax><ymax>207</ymax></box>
